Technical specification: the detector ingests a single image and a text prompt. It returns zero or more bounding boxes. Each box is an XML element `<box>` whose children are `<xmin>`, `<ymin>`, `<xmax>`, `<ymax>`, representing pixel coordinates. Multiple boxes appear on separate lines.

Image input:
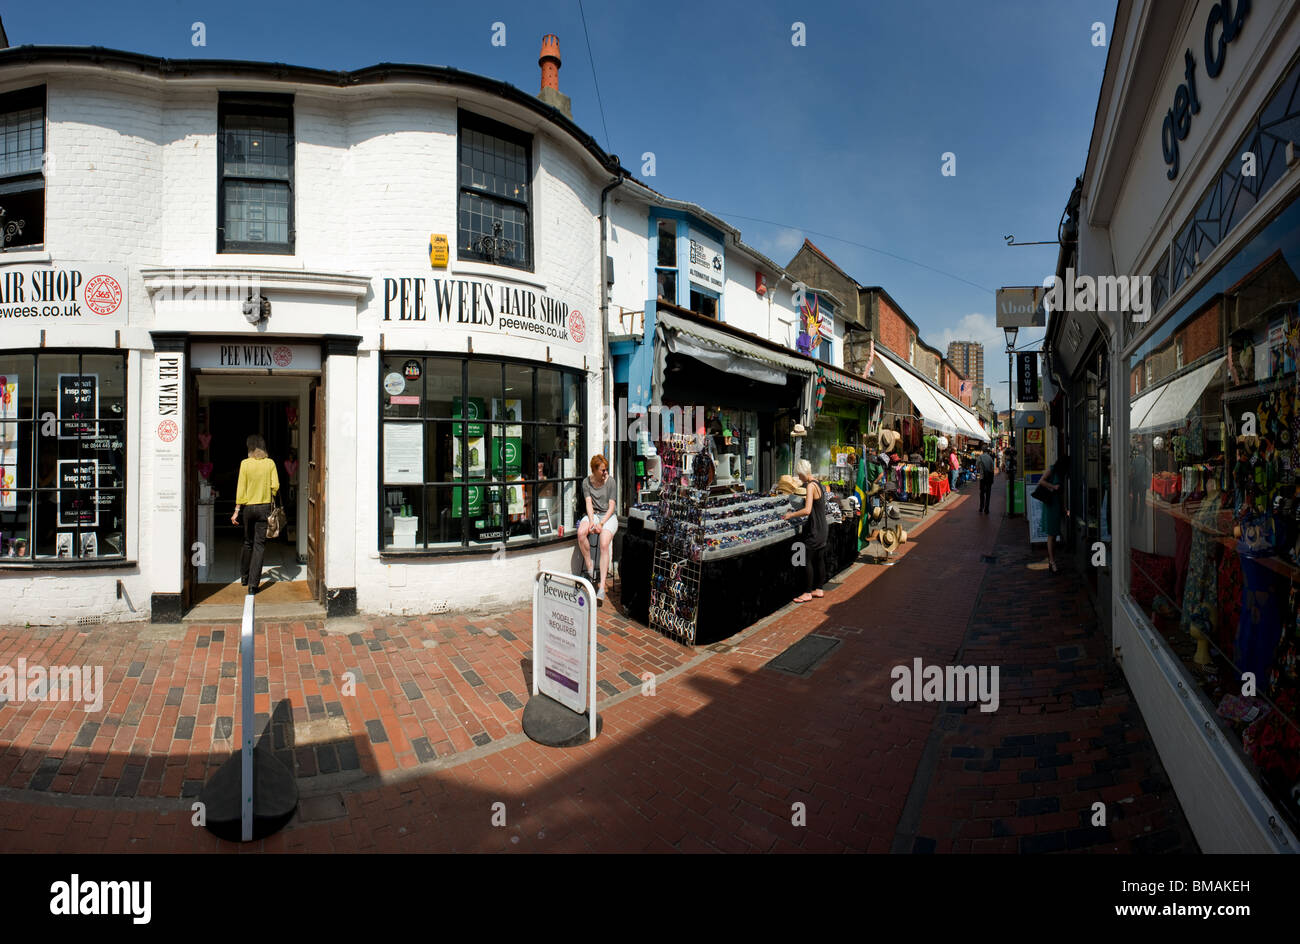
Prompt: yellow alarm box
<box><xmin>429</xmin><ymin>234</ymin><xmax>449</xmax><ymax>268</ymax></box>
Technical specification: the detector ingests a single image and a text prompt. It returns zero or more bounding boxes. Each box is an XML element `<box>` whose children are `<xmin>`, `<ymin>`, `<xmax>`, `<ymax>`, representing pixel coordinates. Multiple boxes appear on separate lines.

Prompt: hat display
<box><xmin>792</xmin><ymin>423</ymin><xmax>808</xmax><ymax>437</ymax></box>
<box><xmin>776</xmin><ymin>474</ymin><xmax>807</xmax><ymax>496</ymax></box>
<box><xmin>880</xmin><ymin>525</ymin><xmax>908</xmax><ymax>551</ymax></box>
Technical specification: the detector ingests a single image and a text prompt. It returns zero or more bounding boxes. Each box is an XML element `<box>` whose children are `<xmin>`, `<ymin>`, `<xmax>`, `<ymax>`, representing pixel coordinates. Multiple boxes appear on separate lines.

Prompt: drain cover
<box><xmin>765</xmin><ymin>634</ymin><xmax>842</xmax><ymax>677</ymax></box>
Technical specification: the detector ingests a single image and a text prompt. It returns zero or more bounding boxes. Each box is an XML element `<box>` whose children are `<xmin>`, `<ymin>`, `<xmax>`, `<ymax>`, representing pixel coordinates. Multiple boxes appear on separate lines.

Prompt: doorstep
<box><xmin>183</xmin><ymin>600</ymin><xmax>327</xmax><ymax>622</ymax></box>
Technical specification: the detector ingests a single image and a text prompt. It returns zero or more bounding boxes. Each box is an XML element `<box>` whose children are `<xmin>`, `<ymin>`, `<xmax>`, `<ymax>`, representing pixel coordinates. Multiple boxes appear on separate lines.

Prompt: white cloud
<box><xmin>932</xmin><ymin>311</ymin><xmax>1047</xmax><ymax>402</ymax></box>
<box><xmin>750</xmin><ymin>226</ymin><xmax>804</xmax><ymax>264</ymax></box>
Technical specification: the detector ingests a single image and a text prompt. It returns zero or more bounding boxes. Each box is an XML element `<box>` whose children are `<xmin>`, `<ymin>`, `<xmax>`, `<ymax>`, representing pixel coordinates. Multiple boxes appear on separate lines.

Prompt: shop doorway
<box><xmin>186</xmin><ymin>374</ymin><xmax>318</xmax><ymax>609</ymax></box>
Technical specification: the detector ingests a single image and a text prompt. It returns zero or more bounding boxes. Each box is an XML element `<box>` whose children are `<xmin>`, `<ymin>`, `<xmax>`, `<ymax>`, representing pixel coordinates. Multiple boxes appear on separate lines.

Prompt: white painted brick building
<box><xmin>0</xmin><ymin>46</ymin><xmax>631</xmax><ymax>623</ymax></box>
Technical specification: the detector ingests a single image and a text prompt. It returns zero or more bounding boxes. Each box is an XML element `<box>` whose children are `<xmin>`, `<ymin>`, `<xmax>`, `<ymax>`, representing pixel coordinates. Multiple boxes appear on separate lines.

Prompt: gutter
<box><xmin>599</xmin><ymin>169</ymin><xmax>627</xmax><ymax>461</ymax></box>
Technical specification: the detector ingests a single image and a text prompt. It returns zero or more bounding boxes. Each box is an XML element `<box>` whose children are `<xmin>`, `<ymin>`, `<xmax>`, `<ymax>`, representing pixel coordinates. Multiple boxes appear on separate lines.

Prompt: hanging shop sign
<box><xmin>1017</xmin><ymin>352</ymin><xmax>1039</xmax><ymax>403</ymax></box>
<box><xmin>686</xmin><ymin>228</ymin><xmax>725</xmax><ymax>293</ymax></box>
<box><xmin>996</xmin><ymin>286</ymin><xmax>1046</xmax><ymax>328</ymax></box>
<box><xmin>379</xmin><ymin>275</ymin><xmax>588</xmax><ymax>348</ymax></box>
<box><xmin>0</xmin><ymin>263</ymin><xmax>128</xmax><ymax>326</ymax></box>
<box><xmin>190</xmin><ymin>342</ymin><xmax>322</xmax><ymax>371</ymax></box>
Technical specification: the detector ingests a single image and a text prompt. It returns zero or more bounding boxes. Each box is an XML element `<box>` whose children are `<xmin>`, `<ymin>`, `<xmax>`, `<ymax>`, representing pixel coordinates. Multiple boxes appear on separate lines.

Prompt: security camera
<box><xmin>242</xmin><ymin>293</ymin><xmax>270</xmax><ymax>325</ymax></box>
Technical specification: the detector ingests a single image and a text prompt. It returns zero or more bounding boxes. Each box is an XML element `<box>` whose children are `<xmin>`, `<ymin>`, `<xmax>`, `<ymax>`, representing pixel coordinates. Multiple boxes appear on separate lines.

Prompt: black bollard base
<box><xmin>522</xmin><ymin>694</ymin><xmax>602</xmax><ymax>748</ymax></box>
<box><xmin>199</xmin><ymin>744</ymin><xmax>299</xmax><ymax>842</ymax></box>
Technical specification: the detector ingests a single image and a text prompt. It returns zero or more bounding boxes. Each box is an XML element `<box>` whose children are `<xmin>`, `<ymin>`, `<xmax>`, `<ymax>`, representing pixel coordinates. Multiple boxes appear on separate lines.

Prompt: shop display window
<box><xmin>379</xmin><ymin>355</ymin><xmax>584</xmax><ymax>552</ymax></box>
<box><xmin>1125</xmin><ymin>191</ymin><xmax>1300</xmax><ymax>827</ymax></box>
<box><xmin>0</xmin><ymin>351</ymin><xmax>128</xmax><ymax>562</ymax></box>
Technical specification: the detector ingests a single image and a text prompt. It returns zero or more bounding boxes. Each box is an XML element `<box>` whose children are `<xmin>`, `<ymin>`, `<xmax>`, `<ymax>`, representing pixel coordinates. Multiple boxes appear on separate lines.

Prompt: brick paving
<box><xmin>0</xmin><ymin>478</ymin><xmax>1195</xmax><ymax>852</ymax></box>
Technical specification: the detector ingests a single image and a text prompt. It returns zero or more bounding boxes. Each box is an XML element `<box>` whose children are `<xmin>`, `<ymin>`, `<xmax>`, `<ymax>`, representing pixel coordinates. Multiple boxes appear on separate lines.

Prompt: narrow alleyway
<box><xmin>0</xmin><ymin>480</ymin><xmax>1194</xmax><ymax>852</ymax></box>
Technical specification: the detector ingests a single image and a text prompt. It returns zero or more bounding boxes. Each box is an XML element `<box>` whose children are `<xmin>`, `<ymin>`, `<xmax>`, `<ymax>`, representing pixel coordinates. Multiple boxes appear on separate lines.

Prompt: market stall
<box><xmin>620</xmin><ymin>446</ymin><xmax>861</xmax><ymax>644</ymax></box>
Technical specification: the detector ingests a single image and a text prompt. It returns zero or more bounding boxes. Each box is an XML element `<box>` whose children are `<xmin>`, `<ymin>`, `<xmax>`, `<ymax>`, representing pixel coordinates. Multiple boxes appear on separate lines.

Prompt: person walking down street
<box><xmin>783</xmin><ymin>459</ymin><xmax>829</xmax><ymax>603</ymax></box>
<box><xmin>231</xmin><ymin>434</ymin><xmax>280</xmax><ymax>594</ymax></box>
<box><xmin>1035</xmin><ymin>456</ymin><xmax>1065</xmax><ymax>572</ymax></box>
<box><xmin>977</xmin><ymin>447</ymin><xmax>997</xmax><ymax>514</ymax></box>
<box><xmin>948</xmin><ymin>448</ymin><xmax>960</xmax><ymax>491</ymax></box>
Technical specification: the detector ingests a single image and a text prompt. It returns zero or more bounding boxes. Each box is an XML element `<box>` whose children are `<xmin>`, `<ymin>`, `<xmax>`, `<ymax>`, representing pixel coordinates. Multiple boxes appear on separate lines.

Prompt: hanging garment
<box><xmin>1218</xmin><ymin>551</ymin><xmax>1244</xmax><ymax>652</ymax></box>
<box><xmin>1180</xmin><ymin>498</ymin><xmax>1221</xmax><ymax>639</ymax></box>
<box><xmin>1237</xmin><ymin>554</ymin><xmax>1284</xmax><ymax>685</ymax></box>
<box><xmin>923</xmin><ymin>435</ymin><xmax>937</xmax><ymax>463</ymax></box>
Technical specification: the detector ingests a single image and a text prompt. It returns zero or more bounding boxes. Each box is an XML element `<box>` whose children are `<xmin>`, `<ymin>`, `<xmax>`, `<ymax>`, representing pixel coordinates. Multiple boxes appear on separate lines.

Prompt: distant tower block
<box><xmin>537</xmin><ymin>34</ymin><xmax>572</xmax><ymax>120</ymax></box>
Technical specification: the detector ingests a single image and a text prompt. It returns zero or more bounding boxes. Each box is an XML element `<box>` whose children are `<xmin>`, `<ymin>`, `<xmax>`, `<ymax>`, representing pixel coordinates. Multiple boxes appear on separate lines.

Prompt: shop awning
<box><xmin>820</xmin><ymin>366</ymin><xmax>886</xmax><ymax>402</ymax></box>
<box><xmin>872</xmin><ymin>347</ymin><xmax>987</xmax><ymax>440</ymax></box>
<box><xmin>1130</xmin><ymin>356</ymin><xmax>1224</xmax><ymax>434</ymax></box>
<box><xmin>882</xmin><ymin>362</ymin><xmax>958</xmax><ymax>435</ymax></box>
<box><xmin>655</xmin><ymin>310</ymin><xmax>816</xmax><ymax>394</ymax></box>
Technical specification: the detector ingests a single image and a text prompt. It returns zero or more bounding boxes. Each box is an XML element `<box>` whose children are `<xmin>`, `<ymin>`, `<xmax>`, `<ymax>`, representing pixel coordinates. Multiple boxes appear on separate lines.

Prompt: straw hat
<box><xmin>776</xmin><ymin>474</ymin><xmax>807</xmax><ymax>496</ymax></box>
<box><xmin>870</xmin><ymin>502</ymin><xmax>883</xmax><ymax>520</ymax></box>
<box><xmin>880</xmin><ymin>525</ymin><xmax>908</xmax><ymax>551</ymax></box>
<box><xmin>792</xmin><ymin>423</ymin><xmax>808</xmax><ymax>437</ymax></box>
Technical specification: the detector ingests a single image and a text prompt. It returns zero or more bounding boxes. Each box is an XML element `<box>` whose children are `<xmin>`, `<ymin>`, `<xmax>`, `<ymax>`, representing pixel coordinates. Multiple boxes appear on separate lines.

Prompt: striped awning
<box><xmin>820</xmin><ymin>366</ymin><xmax>885</xmax><ymax>402</ymax></box>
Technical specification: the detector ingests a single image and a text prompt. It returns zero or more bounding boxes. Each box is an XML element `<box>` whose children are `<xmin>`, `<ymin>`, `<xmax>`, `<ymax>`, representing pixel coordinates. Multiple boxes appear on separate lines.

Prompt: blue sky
<box><xmin>7</xmin><ymin>0</ymin><xmax>1113</xmax><ymax>399</ymax></box>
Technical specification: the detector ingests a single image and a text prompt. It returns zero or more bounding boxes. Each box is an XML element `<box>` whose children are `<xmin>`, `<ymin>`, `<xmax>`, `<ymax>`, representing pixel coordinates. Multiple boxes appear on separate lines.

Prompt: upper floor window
<box><xmin>458</xmin><ymin>112</ymin><xmax>532</xmax><ymax>270</ymax></box>
<box><xmin>218</xmin><ymin>94</ymin><xmax>294</xmax><ymax>254</ymax></box>
<box><xmin>689</xmin><ymin>288</ymin><xmax>717</xmax><ymax>319</ymax></box>
<box><xmin>655</xmin><ymin>218</ymin><xmax>677</xmax><ymax>302</ymax></box>
<box><xmin>0</xmin><ymin>86</ymin><xmax>45</xmax><ymax>250</ymax></box>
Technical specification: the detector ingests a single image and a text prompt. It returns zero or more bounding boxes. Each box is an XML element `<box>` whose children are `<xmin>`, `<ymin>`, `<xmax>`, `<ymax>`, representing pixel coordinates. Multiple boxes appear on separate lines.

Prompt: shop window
<box><xmin>218</xmin><ymin>94</ymin><xmax>294</xmax><ymax>253</ymax></box>
<box><xmin>1124</xmin><ymin>191</ymin><xmax>1300</xmax><ymax>830</ymax></box>
<box><xmin>0</xmin><ymin>351</ymin><xmax>128</xmax><ymax>562</ymax></box>
<box><xmin>0</xmin><ymin>86</ymin><xmax>45</xmax><ymax>250</ymax></box>
<box><xmin>689</xmin><ymin>289</ymin><xmax>717</xmax><ymax>320</ymax></box>
<box><xmin>379</xmin><ymin>355</ymin><xmax>583</xmax><ymax>552</ymax></box>
<box><xmin>458</xmin><ymin>112</ymin><xmax>532</xmax><ymax>270</ymax></box>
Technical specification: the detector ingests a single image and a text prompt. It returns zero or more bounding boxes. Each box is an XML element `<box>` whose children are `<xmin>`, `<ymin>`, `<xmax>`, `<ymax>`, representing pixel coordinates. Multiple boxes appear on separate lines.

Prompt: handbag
<box><xmin>266</xmin><ymin>496</ymin><xmax>287</xmax><ymax>540</ymax></box>
<box><xmin>1032</xmin><ymin>478</ymin><xmax>1055</xmax><ymax>504</ymax></box>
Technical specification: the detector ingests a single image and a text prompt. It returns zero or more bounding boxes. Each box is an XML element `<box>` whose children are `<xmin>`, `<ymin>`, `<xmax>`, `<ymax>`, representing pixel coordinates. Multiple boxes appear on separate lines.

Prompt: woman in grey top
<box><xmin>578</xmin><ymin>453</ymin><xmax>616</xmax><ymax>602</ymax></box>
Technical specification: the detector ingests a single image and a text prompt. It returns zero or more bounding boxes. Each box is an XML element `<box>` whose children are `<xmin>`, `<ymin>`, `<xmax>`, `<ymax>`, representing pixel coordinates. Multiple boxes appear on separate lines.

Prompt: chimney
<box><xmin>536</xmin><ymin>34</ymin><xmax>572</xmax><ymax>120</ymax></box>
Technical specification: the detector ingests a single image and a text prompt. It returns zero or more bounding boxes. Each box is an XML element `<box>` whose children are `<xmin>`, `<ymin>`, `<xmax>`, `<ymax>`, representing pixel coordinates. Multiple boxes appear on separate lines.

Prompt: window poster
<box><xmin>383</xmin><ymin>423</ymin><xmax>424</xmax><ymax>484</ymax></box>
<box><xmin>58</xmin><ymin>373</ymin><xmax>98</xmax><ymax>439</ymax></box>
<box><xmin>456</xmin><ymin>434</ymin><xmax>486</xmax><ymax>478</ymax></box>
<box><xmin>56</xmin><ymin>459</ymin><xmax>99</xmax><ymax>527</ymax></box>
<box><xmin>0</xmin><ymin>374</ymin><xmax>17</xmax><ymax>510</ymax></box>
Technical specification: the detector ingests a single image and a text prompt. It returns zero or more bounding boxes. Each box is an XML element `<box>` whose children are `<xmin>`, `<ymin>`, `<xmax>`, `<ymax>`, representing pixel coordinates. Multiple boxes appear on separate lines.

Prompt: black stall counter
<box><xmin>620</xmin><ymin>509</ymin><xmax>862</xmax><ymax>645</ymax></box>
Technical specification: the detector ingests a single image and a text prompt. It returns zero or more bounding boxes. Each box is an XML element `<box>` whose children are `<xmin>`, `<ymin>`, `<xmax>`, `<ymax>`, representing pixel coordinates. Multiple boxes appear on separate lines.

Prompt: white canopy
<box><xmin>1130</xmin><ymin>357</ymin><xmax>1224</xmax><ymax>435</ymax></box>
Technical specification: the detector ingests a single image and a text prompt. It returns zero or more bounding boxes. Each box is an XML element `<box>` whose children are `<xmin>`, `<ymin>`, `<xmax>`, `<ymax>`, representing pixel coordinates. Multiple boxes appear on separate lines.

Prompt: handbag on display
<box><xmin>266</xmin><ymin>496</ymin><xmax>287</xmax><ymax>540</ymax></box>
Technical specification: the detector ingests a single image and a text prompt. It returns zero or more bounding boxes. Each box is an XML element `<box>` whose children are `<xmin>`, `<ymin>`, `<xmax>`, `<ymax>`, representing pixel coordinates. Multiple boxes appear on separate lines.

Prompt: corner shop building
<box><xmin>0</xmin><ymin>47</ymin><xmax>617</xmax><ymax>624</ymax></box>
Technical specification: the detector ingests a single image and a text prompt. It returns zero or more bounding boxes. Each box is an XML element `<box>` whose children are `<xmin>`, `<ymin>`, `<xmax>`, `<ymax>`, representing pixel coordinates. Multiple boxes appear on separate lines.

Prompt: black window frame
<box><xmin>0</xmin><ymin>85</ymin><xmax>47</xmax><ymax>252</ymax></box>
<box><xmin>0</xmin><ymin>349</ymin><xmax>130</xmax><ymax>566</ymax></box>
<box><xmin>378</xmin><ymin>354</ymin><xmax>586</xmax><ymax>555</ymax></box>
<box><xmin>217</xmin><ymin>92</ymin><xmax>296</xmax><ymax>255</ymax></box>
<box><xmin>457</xmin><ymin>110</ymin><xmax>534</xmax><ymax>272</ymax></box>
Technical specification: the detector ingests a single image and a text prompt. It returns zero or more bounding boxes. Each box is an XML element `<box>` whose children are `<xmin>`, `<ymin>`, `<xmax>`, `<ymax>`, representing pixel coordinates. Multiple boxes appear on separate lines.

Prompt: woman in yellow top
<box><xmin>231</xmin><ymin>434</ymin><xmax>280</xmax><ymax>594</ymax></box>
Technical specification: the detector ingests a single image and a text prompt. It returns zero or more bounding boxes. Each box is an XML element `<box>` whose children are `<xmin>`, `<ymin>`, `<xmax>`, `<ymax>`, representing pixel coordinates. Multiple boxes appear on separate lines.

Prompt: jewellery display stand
<box><xmin>649</xmin><ymin>435</ymin><xmax>703</xmax><ymax>644</ymax></box>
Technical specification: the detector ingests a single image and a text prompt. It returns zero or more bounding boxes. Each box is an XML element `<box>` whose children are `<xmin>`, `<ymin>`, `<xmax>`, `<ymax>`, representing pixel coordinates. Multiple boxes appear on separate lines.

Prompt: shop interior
<box><xmin>193</xmin><ymin>375</ymin><xmax>313</xmax><ymax>602</ymax></box>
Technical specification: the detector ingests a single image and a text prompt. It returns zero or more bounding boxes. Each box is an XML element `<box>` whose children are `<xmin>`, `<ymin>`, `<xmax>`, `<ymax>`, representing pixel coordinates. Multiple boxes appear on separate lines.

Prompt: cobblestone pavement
<box><xmin>0</xmin><ymin>479</ymin><xmax>1195</xmax><ymax>852</ymax></box>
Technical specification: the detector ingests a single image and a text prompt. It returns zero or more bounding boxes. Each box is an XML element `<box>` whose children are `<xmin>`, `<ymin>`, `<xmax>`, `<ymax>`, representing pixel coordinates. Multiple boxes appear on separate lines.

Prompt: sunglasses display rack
<box><xmin>649</xmin><ymin>435</ymin><xmax>705</xmax><ymax>644</ymax></box>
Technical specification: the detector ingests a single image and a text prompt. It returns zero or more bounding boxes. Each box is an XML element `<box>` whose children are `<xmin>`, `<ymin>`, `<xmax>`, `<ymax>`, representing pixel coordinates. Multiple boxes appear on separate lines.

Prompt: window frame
<box><xmin>377</xmin><ymin>353</ymin><xmax>586</xmax><ymax>556</ymax></box>
<box><xmin>456</xmin><ymin>110</ymin><xmax>534</xmax><ymax>272</ymax></box>
<box><xmin>655</xmin><ymin>218</ymin><xmax>679</xmax><ymax>304</ymax></box>
<box><xmin>0</xmin><ymin>85</ymin><xmax>47</xmax><ymax>252</ymax></box>
<box><xmin>217</xmin><ymin>92</ymin><xmax>296</xmax><ymax>255</ymax></box>
<box><xmin>0</xmin><ymin>349</ymin><xmax>131</xmax><ymax>567</ymax></box>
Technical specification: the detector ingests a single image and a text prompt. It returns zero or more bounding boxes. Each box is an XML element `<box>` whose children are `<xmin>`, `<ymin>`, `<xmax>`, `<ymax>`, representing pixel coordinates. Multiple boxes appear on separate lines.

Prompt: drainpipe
<box><xmin>599</xmin><ymin>169</ymin><xmax>626</xmax><ymax>464</ymax></box>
